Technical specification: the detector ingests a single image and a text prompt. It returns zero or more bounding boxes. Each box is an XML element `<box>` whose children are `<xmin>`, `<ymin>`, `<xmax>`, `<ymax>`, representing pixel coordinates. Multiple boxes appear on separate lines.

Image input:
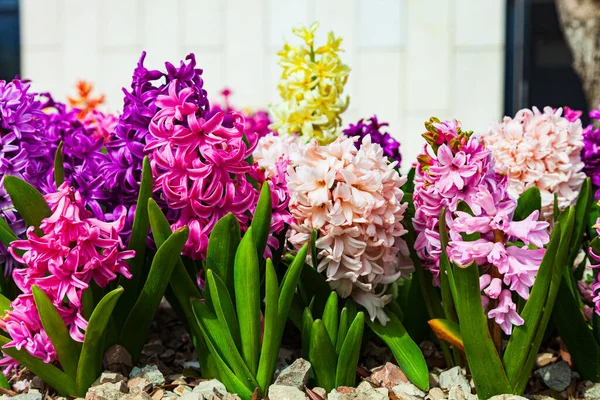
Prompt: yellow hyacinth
<box><xmin>269</xmin><ymin>22</ymin><xmax>350</xmax><ymax>145</ymax></box>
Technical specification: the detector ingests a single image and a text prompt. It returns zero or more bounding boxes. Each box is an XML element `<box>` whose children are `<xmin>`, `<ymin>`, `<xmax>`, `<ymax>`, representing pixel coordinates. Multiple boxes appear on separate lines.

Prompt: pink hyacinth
<box><xmin>146</xmin><ymin>79</ymin><xmax>277</xmax><ymax>260</ymax></box>
<box><xmin>287</xmin><ymin>135</ymin><xmax>411</xmax><ymax>324</ymax></box>
<box><xmin>83</xmin><ymin>110</ymin><xmax>118</xmax><ymax>142</ymax></box>
<box><xmin>485</xmin><ymin>106</ymin><xmax>585</xmax><ymax>218</ymax></box>
<box><xmin>0</xmin><ymin>183</ymin><xmax>134</xmax><ymax>369</ymax></box>
<box><xmin>413</xmin><ymin>118</ymin><xmax>550</xmax><ymax>335</ymax></box>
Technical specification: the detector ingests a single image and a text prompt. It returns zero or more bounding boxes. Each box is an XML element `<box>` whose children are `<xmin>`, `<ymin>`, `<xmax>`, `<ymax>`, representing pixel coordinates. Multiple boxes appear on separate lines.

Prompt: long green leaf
<box><xmin>336</xmin><ymin>307</ymin><xmax>350</xmax><ymax>354</ymax></box>
<box><xmin>0</xmin><ymin>372</ymin><xmax>9</xmax><ymax>389</ymax></box>
<box><xmin>451</xmin><ymin>263</ymin><xmax>511</xmax><ymax>398</ymax></box>
<box><xmin>0</xmin><ymin>336</ymin><xmax>76</xmax><ymax>395</ymax></box>
<box><xmin>322</xmin><ymin>292</ymin><xmax>339</xmax><ymax>346</ymax></box>
<box><xmin>191</xmin><ymin>299</ymin><xmax>254</xmax><ymax>400</ymax></box>
<box><xmin>147</xmin><ymin>199</ymin><xmax>214</xmax><ymax>378</ymax></box>
<box><xmin>4</xmin><ymin>176</ymin><xmax>51</xmax><ymax>235</ymax></box>
<box><xmin>511</xmin><ymin>207</ymin><xmax>575</xmax><ymax>394</ymax></box>
<box><xmin>53</xmin><ymin>141</ymin><xmax>65</xmax><ymax>187</ymax></box>
<box><xmin>206</xmin><ymin>270</ymin><xmax>242</xmax><ymax>351</ymax></box>
<box><xmin>207</xmin><ymin>213</ymin><xmax>241</xmax><ymax>296</ymax></box>
<box><xmin>335</xmin><ymin>312</ymin><xmax>364</xmax><ymax>387</ymax></box>
<box><xmin>251</xmin><ymin>183</ymin><xmax>272</xmax><ymax>259</ymax></box>
<box><xmin>120</xmin><ymin>227</ymin><xmax>189</xmax><ymax>360</ymax></box>
<box><xmin>301</xmin><ymin>307</ymin><xmax>314</xmax><ymax>359</ymax></box>
<box><xmin>76</xmin><ymin>287</ymin><xmax>124</xmax><ymax>396</ymax></box>
<box><xmin>513</xmin><ymin>186</ymin><xmax>542</xmax><ymax>221</ymax></box>
<box><xmin>568</xmin><ymin>178</ymin><xmax>592</xmax><ymax>263</ymax></box>
<box><xmin>234</xmin><ymin>227</ymin><xmax>261</xmax><ymax>375</ymax></box>
<box><xmin>367</xmin><ymin>312</ymin><xmax>430</xmax><ymax>392</ymax></box>
<box><xmin>32</xmin><ymin>286</ymin><xmax>80</xmax><ymax>377</ymax></box>
<box><xmin>553</xmin><ymin>280</ymin><xmax>600</xmax><ymax>381</ymax></box>
<box><xmin>257</xmin><ymin>244</ymin><xmax>308</xmax><ymax>389</ymax></box>
<box><xmin>428</xmin><ymin>319</ymin><xmax>464</xmax><ymax>353</ymax></box>
<box><xmin>0</xmin><ymin>293</ymin><xmax>11</xmax><ymax>314</ymax></box>
<box><xmin>310</xmin><ymin>320</ymin><xmax>337</xmax><ymax>391</ymax></box>
<box><xmin>191</xmin><ymin>298</ymin><xmax>258</xmax><ymax>391</ymax></box>
<box><xmin>257</xmin><ymin>259</ymin><xmax>279</xmax><ymax>393</ymax></box>
<box><xmin>115</xmin><ymin>157</ymin><xmax>153</xmax><ymax>326</ymax></box>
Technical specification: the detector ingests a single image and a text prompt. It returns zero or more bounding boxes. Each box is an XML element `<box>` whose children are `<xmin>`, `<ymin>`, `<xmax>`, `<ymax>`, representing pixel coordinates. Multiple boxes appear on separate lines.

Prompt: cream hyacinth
<box><xmin>484</xmin><ymin>106</ymin><xmax>585</xmax><ymax>217</ymax></box>
<box><xmin>287</xmin><ymin>135</ymin><xmax>411</xmax><ymax>324</ymax></box>
<box><xmin>269</xmin><ymin>22</ymin><xmax>350</xmax><ymax>145</ymax></box>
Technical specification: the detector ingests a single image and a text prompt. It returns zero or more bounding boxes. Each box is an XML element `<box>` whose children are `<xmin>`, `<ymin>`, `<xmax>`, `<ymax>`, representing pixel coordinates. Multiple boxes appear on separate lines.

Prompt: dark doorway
<box><xmin>505</xmin><ymin>0</ymin><xmax>589</xmax><ymax>124</ymax></box>
<box><xmin>0</xmin><ymin>0</ymin><xmax>20</xmax><ymax>81</ymax></box>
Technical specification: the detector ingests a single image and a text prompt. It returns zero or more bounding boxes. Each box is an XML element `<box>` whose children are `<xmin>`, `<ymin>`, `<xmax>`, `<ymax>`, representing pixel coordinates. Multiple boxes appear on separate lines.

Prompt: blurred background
<box><xmin>0</xmin><ymin>0</ymin><xmax>588</xmax><ymax>165</ymax></box>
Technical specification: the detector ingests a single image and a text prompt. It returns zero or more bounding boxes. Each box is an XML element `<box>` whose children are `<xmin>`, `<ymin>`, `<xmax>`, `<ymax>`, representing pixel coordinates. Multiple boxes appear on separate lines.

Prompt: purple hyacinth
<box><xmin>343</xmin><ymin>115</ymin><xmax>402</xmax><ymax>165</ymax></box>
<box><xmin>582</xmin><ymin>105</ymin><xmax>600</xmax><ymax>195</ymax></box>
<box><xmin>0</xmin><ymin>79</ymin><xmax>50</xmax><ymax>276</ymax></box>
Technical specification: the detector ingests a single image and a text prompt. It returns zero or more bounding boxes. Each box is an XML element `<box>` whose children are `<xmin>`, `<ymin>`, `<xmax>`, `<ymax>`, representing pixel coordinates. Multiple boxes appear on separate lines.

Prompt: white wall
<box><xmin>20</xmin><ymin>0</ymin><xmax>505</xmax><ymax>168</ymax></box>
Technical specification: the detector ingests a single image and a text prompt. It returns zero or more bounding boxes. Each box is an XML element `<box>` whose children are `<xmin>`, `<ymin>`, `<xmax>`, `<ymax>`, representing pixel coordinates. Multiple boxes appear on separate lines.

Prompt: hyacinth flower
<box><xmin>66</xmin><ymin>80</ymin><xmax>105</xmax><ymax>120</ymax></box>
<box><xmin>343</xmin><ymin>115</ymin><xmax>402</xmax><ymax>166</ymax></box>
<box><xmin>484</xmin><ymin>106</ymin><xmax>585</xmax><ymax>218</ymax></box>
<box><xmin>0</xmin><ymin>153</ymin><xmax>191</xmax><ymax>395</ymax></box>
<box><xmin>269</xmin><ymin>22</ymin><xmax>350</xmax><ymax>145</ymax></box>
<box><xmin>145</xmin><ymin>76</ymin><xmax>286</xmax><ymax>261</ymax></box>
<box><xmin>285</xmin><ymin>134</ymin><xmax>428</xmax><ymax>390</ymax></box>
<box><xmin>409</xmin><ymin>117</ymin><xmax>583</xmax><ymax>399</ymax></box>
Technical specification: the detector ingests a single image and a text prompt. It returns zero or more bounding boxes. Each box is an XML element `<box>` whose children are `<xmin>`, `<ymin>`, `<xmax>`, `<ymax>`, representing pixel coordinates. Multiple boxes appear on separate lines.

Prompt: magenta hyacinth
<box><xmin>413</xmin><ymin>118</ymin><xmax>549</xmax><ymax>334</ymax></box>
<box><xmin>0</xmin><ymin>183</ymin><xmax>133</xmax><ymax>371</ymax></box>
<box><xmin>145</xmin><ymin>79</ymin><xmax>262</xmax><ymax>260</ymax></box>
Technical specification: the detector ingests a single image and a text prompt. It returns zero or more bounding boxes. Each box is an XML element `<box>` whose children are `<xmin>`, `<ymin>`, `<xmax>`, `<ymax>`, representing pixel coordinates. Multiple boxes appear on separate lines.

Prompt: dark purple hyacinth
<box><xmin>343</xmin><ymin>115</ymin><xmax>402</xmax><ymax>166</ymax></box>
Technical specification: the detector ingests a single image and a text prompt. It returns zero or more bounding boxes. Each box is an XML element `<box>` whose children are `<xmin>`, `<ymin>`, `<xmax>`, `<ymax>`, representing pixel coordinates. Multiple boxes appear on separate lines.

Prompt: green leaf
<box><xmin>257</xmin><ymin>259</ymin><xmax>280</xmax><ymax>393</ymax></box>
<box><xmin>115</xmin><ymin>157</ymin><xmax>153</xmax><ymax>326</ymax></box>
<box><xmin>207</xmin><ymin>213</ymin><xmax>241</xmax><ymax>296</ymax></box>
<box><xmin>251</xmin><ymin>183</ymin><xmax>272</xmax><ymax>259</ymax></box>
<box><xmin>504</xmin><ymin>208</ymin><xmax>573</xmax><ymax>389</ymax></box>
<box><xmin>510</xmin><ymin>207</ymin><xmax>575</xmax><ymax>394</ymax></box>
<box><xmin>0</xmin><ymin>336</ymin><xmax>76</xmax><ymax>396</ymax></box>
<box><xmin>553</xmin><ymin>280</ymin><xmax>600</xmax><ymax>381</ymax></box>
<box><xmin>310</xmin><ymin>319</ymin><xmax>337</xmax><ymax>391</ymax></box>
<box><xmin>191</xmin><ymin>298</ymin><xmax>258</xmax><ymax>392</ymax></box>
<box><xmin>120</xmin><ymin>226</ymin><xmax>189</xmax><ymax>360</ymax></box>
<box><xmin>191</xmin><ymin>300</ymin><xmax>254</xmax><ymax>399</ymax></box>
<box><xmin>513</xmin><ymin>186</ymin><xmax>542</xmax><ymax>221</ymax></box>
<box><xmin>206</xmin><ymin>270</ymin><xmax>242</xmax><ymax>350</ymax></box>
<box><xmin>32</xmin><ymin>285</ymin><xmax>81</xmax><ymax>377</ymax></box>
<box><xmin>4</xmin><ymin>176</ymin><xmax>51</xmax><ymax>235</ymax></box>
<box><xmin>0</xmin><ymin>216</ymin><xmax>17</xmax><ymax>248</ymax></box>
<box><xmin>452</xmin><ymin>263</ymin><xmax>511</xmax><ymax>398</ymax></box>
<box><xmin>568</xmin><ymin>178</ymin><xmax>592</xmax><ymax>264</ymax></box>
<box><xmin>76</xmin><ymin>287</ymin><xmax>124</xmax><ymax>396</ymax></box>
<box><xmin>0</xmin><ymin>372</ymin><xmax>9</xmax><ymax>389</ymax></box>
<box><xmin>234</xmin><ymin>227</ymin><xmax>261</xmax><ymax>375</ymax></box>
<box><xmin>335</xmin><ymin>312</ymin><xmax>364</xmax><ymax>387</ymax></box>
<box><xmin>257</xmin><ymin>244</ymin><xmax>308</xmax><ymax>389</ymax></box>
<box><xmin>301</xmin><ymin>307</ymin><xmax>314</xmax><ymax>359</ymax></box>
<box><xmin>336</xmin><ymin>307</ymin><xmax>350</xmax><ymax>354</ymax></box>
<box><xmin>428</xmin><ymin>319</ymin><xmax>464</xmax><ymax>353</ymax></box>
<box><xmin>147</xmin><ymin>199</ymin><xmax>215</xmax><ymax>378</ymax></box>
<box><xmin>322</xmin><ymin>292</ymin><xmax>339</xmax><ymax>346</ymax></box>
<box><xmin>0</xmin><ymin>293</ymin><xmax>11</xmax><ymax>314</ymax></box>
<box><xmin>367</xmin><ymin>312</ymin><xmax>430</xmax><ymax>392</ymax></box>
<box><xmin>53</xmin><ymin>141</ymin><xmax>65</xmax><ymax>187</ymax></box>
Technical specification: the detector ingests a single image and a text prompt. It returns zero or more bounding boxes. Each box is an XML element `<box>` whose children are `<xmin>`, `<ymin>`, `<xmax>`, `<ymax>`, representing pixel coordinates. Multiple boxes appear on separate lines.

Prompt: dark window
<box><xmin>505</xmin><ymin>0</ymin><xmax>588</xmax><ymax>124</ymax></box>
<box><xmin>0</xmin><ymin>0</ymin><xmax>19</xmax><ymax>81</ymax></box>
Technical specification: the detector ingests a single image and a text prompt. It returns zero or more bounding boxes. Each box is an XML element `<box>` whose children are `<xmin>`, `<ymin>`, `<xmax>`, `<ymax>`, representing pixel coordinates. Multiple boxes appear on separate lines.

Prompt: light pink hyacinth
<box><xmin>287</xmin><ymin>135</ymin><xmax>411</xmax><ymax>324</ymax></box>
<box><xmin>485</xmin><ymin>106</ymin><xmax>585</xmax><ymax>217</ymax></box>
<box><xmin>414</xmin><ymin>118</ymin><xmax>550</xmax><ymax>335</ymax></box>
<box><xmin>0</xmin><ymin>183</ymin><xmax>133</xmax><ymax>372</ymax></box>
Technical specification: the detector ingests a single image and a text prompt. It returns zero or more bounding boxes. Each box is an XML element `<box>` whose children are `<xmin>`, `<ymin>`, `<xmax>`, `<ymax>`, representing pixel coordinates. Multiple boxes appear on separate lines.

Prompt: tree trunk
<box><xmin>556</xmin><ymin>0</ymin><xmax>600</xmax><ymax>110</ymax></box>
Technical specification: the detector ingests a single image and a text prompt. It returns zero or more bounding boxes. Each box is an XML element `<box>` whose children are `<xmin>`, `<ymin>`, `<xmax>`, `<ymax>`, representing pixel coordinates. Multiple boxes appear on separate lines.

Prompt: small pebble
<box><xmin>425</xmin><ymin>387</ymin><xmax>447</xmax><ymax>400</ymax></box>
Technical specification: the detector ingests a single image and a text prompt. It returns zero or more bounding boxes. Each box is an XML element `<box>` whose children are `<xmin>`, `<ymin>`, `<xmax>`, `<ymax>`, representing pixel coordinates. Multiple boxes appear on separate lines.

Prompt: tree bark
<box><xmin>556</xmin><ymin>0</ymin><xmax>600</xmax><ymax>110</ymax></box>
